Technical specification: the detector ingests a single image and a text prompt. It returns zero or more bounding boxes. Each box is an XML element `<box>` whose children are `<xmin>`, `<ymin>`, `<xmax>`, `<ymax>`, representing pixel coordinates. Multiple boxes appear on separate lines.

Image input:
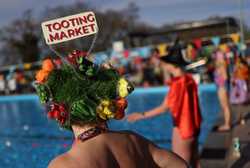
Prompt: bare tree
<box><xmin>0</xmin><ymin>1</ymin><xmax>143</xmax><ymax>66</ymax></box>
<box><xmin>0</xmin><ymin>10</ymin><xmax>40</xmax><ymax>66</ymax></box>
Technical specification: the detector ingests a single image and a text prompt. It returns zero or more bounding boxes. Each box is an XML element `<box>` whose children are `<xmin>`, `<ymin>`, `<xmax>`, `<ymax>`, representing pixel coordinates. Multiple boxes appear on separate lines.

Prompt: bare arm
<box><xmin>132</xmin><ymin>132</ymin><xmax>188</xmax><ymax>168</ymax></box>
<box><xmin>143</xmin><ymin>102</ymin><xmax>168</xmax><ymax>119</ymax></box>
<box><xmin>127</xmin><ymin>100</ymin><xmax>168</xmax><ymax>122</ymax></box>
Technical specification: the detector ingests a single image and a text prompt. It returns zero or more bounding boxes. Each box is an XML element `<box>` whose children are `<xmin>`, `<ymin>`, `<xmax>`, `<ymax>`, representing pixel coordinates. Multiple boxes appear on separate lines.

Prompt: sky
<box><xmin>0</xmin><ymin>0</ymin><xmax>250</xmax><ymax>28</ymax></box>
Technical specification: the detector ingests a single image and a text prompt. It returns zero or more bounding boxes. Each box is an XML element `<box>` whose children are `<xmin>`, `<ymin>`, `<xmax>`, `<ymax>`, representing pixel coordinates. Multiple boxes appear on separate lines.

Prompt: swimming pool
<box><xmin>0</xmin><ymin>84</ymin><xmax>220</xmax><ymax>168</ymax></box>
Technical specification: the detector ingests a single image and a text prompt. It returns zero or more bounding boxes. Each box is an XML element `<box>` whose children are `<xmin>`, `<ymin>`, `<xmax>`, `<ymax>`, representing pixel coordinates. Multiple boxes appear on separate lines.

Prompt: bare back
<box><xmin>48</xmin><ymin>131</ymin><xmax>187</xmax><ymax>168</ymax></box>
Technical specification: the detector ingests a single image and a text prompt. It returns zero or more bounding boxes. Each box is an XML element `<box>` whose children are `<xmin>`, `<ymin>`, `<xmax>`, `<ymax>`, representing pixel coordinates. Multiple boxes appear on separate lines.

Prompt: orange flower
<box><xmin>36</xmin><ymin>70</ymin><xmax>50</xmax><ymax>83</ymax></box>
<box><xmin>42</xmin><ymin>59</ymin><xmax>54</xmax><ymax>72</ymax></box>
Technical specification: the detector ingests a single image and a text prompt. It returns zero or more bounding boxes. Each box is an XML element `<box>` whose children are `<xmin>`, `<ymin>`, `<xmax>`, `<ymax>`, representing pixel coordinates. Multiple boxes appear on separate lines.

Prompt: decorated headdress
<box><xmin>36</xmin><ymin>12</ymin><xmax>134</xmax><ymax>130</ymax></box>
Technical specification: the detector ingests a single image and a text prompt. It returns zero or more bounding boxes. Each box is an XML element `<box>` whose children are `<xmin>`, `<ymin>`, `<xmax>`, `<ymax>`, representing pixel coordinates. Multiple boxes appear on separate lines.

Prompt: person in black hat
<box><xmin>127</xmin><ymin>40</ymin><xmax>202</xmax><ymax>168</ymax></box>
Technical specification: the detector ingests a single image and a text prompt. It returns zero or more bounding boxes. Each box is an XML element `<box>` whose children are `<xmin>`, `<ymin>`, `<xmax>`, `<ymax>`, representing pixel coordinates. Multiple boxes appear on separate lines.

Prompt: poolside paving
<box><xmin>200</xmin><ymin>105</ymin><xmax>250</xmax><ymax>168</ymax></box>
<box><xmin>227</xmin><ymin>116</ymin><xmax>250</xmax><ymax>168</ymax></box>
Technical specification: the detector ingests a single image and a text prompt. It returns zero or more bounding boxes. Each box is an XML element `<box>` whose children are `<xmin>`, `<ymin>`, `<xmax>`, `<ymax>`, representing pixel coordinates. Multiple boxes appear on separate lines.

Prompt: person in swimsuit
<box><xmin>35</xmin><ymin>53</ymin><xmax>187</xmax><ymax>168</ymax></box>
<box><xmin>213</xmin><ymin>50</ymin><xmax>232</xmax><ymax>131</ymax></box>
<box><xmin>127</xmin><ymin>40</ymin><xmax>202</xmax><ymax>168</ymax></box>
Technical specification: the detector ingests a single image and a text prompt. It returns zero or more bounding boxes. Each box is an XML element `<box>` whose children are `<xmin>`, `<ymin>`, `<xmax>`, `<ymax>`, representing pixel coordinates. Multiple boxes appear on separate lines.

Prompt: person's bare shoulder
<box><xmin>123</xmin><ymin>131</ymin><xmax>188</xmax><ymax>168</ymax></box>
<box><xmin>48</xmin><ymin>153</ymin><xmax>78</xmax><ymax>168</ymax></box>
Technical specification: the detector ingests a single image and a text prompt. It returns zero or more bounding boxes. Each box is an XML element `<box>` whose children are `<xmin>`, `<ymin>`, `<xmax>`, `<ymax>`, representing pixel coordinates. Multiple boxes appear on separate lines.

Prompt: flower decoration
<box><xmin>117</xmin><ymin>78</ymin><xmax>133</xmax><ymax>98</ymax></box>
<box><xmin>35</xmin><ymin>70</ymin><xmax>50</xmax><ymax>84</ymax></box>
<box><xmin>114</xmin><ymin>98</ymin><xmax>128</xmax><ymax>120</ymax></box>
<box><xmin>67</xmin><ymin>50</ymin><xmax>87</xmax><ymax>65</ymax></box>
<box><xmin>35</xmin><ymin>50</ymin><xmax>134</xmax><ymax>130</ymax></box>
<box><xmin>54</xmin><ymin>57</ymin><xmax>63</xmax><ymax>67</ymax></box>
<box><xmin>96</xmin><ymin>100</ymin><xmax>115</xmax><ymax>120</ymax></box>
<box><xmin>42</xmin><ymin>59</ymin><xmax>54</xmax><ymax>72</ymax></box>
<box><xmin>35</xmin><ymin>58</ymin><xmax>54</xmax><ymax>84</ymax></box>
<box><xmin>96</xmin><ymin>98</ymin><xmax>128</xmax><ymax>120</ymax></box>
<box><xmin>48</xmin><ymin>103</ymin><xmax>69</xmax><ymax>125</ymax></box>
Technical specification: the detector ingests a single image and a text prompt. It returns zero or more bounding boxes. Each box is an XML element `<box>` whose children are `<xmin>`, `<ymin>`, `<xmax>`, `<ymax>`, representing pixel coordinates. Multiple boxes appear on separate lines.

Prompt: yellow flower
<box><xmin>117</xmin><ymin>78</ymin><xmax>129</xmax><ymax>98</ymax></box>
<box><xmin>117</xmin><ymin>78</ymin><xmax>134</xmax><ymax>98</ymax></box>
<box><xmin>101</xmin><ymin>100</ymin><xmax>110</xmax><ymax>106</ymax></box>
<box><xmin>98</xmin><ymin>112</ymin><xmax>107</xmax><ymax>120</ymax></box>
<box><xmin>103</xmin><ymin>107</ymin><xmax>114</xmax><ymax>118</ymax></box>
<box><xmin>96</xmin><ymin>100</ymin><xmax>115</xmax><ymax>120</ymax></box>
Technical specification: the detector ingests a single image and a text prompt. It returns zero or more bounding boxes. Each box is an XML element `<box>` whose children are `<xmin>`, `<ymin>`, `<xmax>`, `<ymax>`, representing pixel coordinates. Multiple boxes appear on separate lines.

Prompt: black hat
<box><xmin>160</xmin><ymin>39</ymin><xmax>189</xmax><ymax>67</ymax></box>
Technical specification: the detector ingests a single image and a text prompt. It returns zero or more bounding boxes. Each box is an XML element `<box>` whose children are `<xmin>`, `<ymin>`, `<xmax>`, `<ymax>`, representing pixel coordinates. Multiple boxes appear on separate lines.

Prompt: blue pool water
<box><xmin>0</xmin><ymin>85</ymin><xmax>220</xmax><ymax>168</ymax></box>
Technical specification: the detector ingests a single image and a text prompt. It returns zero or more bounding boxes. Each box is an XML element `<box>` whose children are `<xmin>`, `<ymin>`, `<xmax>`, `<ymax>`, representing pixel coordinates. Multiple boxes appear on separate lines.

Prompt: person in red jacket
<box><xmin>127</xmin><ymin>40</ymin><xmax>202</xmax><ymax>168</ymax></box>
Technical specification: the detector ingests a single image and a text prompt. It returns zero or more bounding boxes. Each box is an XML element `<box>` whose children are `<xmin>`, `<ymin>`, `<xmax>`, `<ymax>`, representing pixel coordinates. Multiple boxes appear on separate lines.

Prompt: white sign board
<box><xmin>41</xmin><ymin>11</ymin><xmax>98</xmax><ymax>45</ymax></box>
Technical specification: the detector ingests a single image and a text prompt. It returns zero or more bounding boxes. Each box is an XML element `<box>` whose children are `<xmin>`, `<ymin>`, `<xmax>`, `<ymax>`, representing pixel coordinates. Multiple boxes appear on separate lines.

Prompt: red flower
<box><xmin>115</xmin><ymin>98</ymin><xmax>128</xmax><ymax>110</ymax></box>
<box><xmin>67</xmin><ymin>50</ymin><xmax>87</xmax><ymax>65</ymax></box>
<box><xmin>47</xmin><ymin>103</ymin><xmax>69</xmax><ymax>125</ymax></box>
<box><xmin>114</xmin><ymin>98</ymin><xmax>128</xmax><ymax>120</ymax></box>
<box><xmin>54</xmin><ymin>57</ymin><xmax>63</xmax><ymax>67</ymax></box>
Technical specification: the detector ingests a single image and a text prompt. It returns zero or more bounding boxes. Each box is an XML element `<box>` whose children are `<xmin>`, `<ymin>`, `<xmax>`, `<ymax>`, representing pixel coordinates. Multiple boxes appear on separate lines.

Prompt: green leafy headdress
<box><xmin>35</xmin><ymin>50</ymin><xmax>134</xmax><ymax>130</ymax></box>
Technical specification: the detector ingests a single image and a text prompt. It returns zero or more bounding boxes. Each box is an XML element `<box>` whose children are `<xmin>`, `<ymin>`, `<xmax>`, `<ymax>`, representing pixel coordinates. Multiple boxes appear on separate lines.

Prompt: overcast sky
<box><xmin>0</xmin><ymin>0</ymin><xmax>249</xmax><ymax>28</ymax></box>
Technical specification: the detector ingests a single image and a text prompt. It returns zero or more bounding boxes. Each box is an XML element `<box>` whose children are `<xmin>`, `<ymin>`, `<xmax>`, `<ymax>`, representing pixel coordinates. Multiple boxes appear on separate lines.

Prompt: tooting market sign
<box><xmin>41</xmin><ymin>11</ymin><xmax>98</xmax><ymax>45</ymax></box>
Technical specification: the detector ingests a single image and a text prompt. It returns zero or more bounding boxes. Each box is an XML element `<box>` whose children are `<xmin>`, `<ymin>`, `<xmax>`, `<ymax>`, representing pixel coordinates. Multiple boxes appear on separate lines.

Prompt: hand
<box><xmin>127</xmin><ymin>112</ymin><xmax>144</xmax><ymax>122</ymax></box>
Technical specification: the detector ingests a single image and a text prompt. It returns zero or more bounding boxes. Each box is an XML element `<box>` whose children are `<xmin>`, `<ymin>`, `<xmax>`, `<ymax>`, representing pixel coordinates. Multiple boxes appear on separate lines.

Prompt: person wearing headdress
<box><xmin>127</xmin><ymin>39</ymin><xmax>202</xmax><ymax>168</ymax></box>
<box><xmin>35</xmin><ymin>51</ymin><xmax>187</xmax><ymax>168</ymax></box>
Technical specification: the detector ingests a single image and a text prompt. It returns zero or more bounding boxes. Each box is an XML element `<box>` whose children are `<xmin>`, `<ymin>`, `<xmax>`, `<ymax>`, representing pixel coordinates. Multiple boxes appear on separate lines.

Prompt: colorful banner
<box><xmin>123</xmin><ymin>50</ymin><xmax>130</xmax><ymax>59</ymax></box>
<box><xmin>211</xmin><ymin>36</ymin><xmax>221</xmax><ymax>46</ymax></box>
<box><xmin>23</xmin><ymin>63</ymin><xmax>32</xmax><ymax>70</ymax></box>
<box><xmin>157</xmin><ymin>43</ymin><xmax>168</xmax><ymax>56</ymax></box>
<box><xmin>193</xmin><ymin>38</ymin><xmax>202</xmax><ymax>49</ymax></box>
<box><xmin>138</xmin><ymin>47</ymin><xmax>151</xmax><ymax>58</ymax></box>
<box><xmin>230</xmin><ymin>33</ymin><xmax>240</xmax><ymax>44</ymax></box>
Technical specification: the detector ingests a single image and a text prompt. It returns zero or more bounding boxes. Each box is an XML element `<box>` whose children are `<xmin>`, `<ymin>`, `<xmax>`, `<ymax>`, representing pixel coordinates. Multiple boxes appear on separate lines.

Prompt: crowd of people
<box><xmin>0</xmin><ymin>70</ymin><xmax>35</xmax><ymax>95</ymax></box>
<box><xmin>0</xmin><ymin>43</ymin><xmax>249</xmax><ymax>99</ymax></box>
<box><xmin>116</xmin><ymin>49</ymin><xmax>164</xmax><ymax>87</ymax></box>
